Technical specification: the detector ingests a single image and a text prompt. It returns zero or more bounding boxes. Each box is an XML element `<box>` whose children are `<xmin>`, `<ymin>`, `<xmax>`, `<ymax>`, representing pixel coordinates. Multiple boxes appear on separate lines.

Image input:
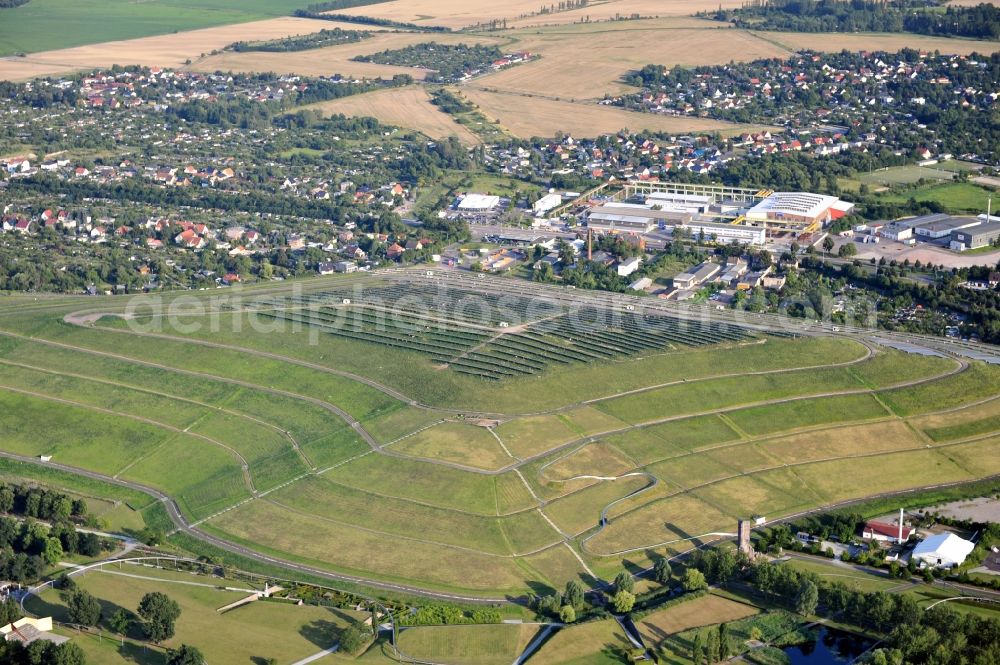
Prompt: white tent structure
<box><xmin>911</xmin><ymin>533</ymin><xmax>975</xmax><ymax>569</ymax></box>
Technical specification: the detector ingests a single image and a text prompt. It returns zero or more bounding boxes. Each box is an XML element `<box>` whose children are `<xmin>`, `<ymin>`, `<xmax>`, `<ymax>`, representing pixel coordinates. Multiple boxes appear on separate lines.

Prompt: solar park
<box><xmin>255</xmin><ymin>280</ymin><xmax>754</xmax><ymax>380</ymax></box>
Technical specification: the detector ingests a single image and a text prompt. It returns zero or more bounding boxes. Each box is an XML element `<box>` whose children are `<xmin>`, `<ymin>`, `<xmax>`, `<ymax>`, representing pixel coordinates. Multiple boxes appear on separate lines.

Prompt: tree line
<box><xmin>353</xmin><ymin>43</ymin><xmax>505</xmax><ymax>82</ymax></box>
<box><xmin>707</xmin><ymin>0</ymin><xmax>1000</xmax><ymax>40</ymax></box>
<box><xmin>228</xmin><ymin>28</ymin><xmax>370</xmax><ymax>53</ymax></box>
<box><xmin>293</xmin><ymin>8</ymin><xmax>451</xmax><ymax>31</ymax></box>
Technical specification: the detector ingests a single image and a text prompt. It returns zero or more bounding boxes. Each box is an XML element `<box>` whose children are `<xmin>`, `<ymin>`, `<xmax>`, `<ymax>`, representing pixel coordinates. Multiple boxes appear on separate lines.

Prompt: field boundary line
<box><xmin>0</xmin><ymin>383</ymin><xmax>256</xmax><ymax>494</ymax></box>
<box><xmin>0</xmin><ymin>355</ymin><xmax>312</xmax><ymax>467</ymax></box>
<box><xmin>262</xmin><ymin>497</ymin><xmax>563</xmax><ymax>559</ymax></box>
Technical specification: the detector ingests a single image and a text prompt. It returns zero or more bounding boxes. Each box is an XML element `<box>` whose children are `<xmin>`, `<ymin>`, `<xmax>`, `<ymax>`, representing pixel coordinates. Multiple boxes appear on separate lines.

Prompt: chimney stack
<box><xmin>587</xmin><ymin>228</ymin><xmax>593</xmax><ymax>261</ymax></box>
<box><xmin>898</xmin><ymin>508</ymin><xmax>904</xmax><ymax>543</ymax></box>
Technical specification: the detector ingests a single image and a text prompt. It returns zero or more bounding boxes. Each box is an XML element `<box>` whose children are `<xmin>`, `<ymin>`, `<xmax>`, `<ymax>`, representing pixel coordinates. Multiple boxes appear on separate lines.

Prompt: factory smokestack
<box><xmin>899</xmin><ymin>508</ymin><xmax>904</xmax><ymax>543</ymax></box>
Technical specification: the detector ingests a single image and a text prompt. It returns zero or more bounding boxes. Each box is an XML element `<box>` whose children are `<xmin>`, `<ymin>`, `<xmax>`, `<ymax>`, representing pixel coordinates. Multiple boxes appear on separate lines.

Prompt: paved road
<box><xmin>289</xmin><ymin>645</ymin><xmax>339</xmax><ymax>665</ymax></box>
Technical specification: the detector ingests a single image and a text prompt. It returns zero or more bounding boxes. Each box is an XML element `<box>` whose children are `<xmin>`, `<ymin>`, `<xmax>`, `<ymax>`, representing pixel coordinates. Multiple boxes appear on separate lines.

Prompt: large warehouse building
<box><xmin>457</xmin><ymin>193</ymin><xmax>501</xmax><ymax>213</ymax></box>
<box><xmin>585</xmin><ymin>209</ymin><xmax>658</xmax><ymax>234</ymax></box>
<box><xmin>745</xmin><ymin>192</ymin><xmax>854</xmax><ymax>232</ymax></box>
<box><xmin>950</xmin><ymin>221</ymin><xmax>1000</xmax><ymax>251</ymax></box>
<box><xmin>909</xmin><ymin>214</ymin><xmax>982</xmax><ymax>240</ymax></box>
<box><xmin>585</xmin><ymin>203</ymin><xmax>764</xmax><ymax>245</ymax></box>
<box><xmin>911</xmin><ymin>533</ymin><xmax>975</xmax><ymax>569</ymax></box>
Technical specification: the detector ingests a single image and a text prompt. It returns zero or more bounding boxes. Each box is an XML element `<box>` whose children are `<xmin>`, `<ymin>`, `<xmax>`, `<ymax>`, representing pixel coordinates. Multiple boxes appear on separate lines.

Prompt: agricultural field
<box><xmin>336</xmin><ymin>0</ymin><xmax>751</xmax><ymax>29</ymax></box>
<box><xmin>1</xmin><ymin>271</ymin><xmax>1000</xmax><ymax>600</ymax></box>
<box><xmin>302</xmin><ymin>86</ymin><xmax>482</xmax><ymax>144</ymax></box>
<box><xmin>0</xmin><ymin>0</ymin><xmax>315</xmax><ymax>56</ymax></box>
<box><xmin>191</xmin><ymin>31</ymin><xmax>503</xmax><ymax>80</ymax></box>
<box><xmin>470</xmin><ymin>20</ymin><xmax>790</xmax><ymax>100</ymax></box>
<box><xmin>0</xmin><ymin>16</ymin><xmax>326</xmax><ymax>81</ymax></box>
<box><xmin>754</xmin><ymin>29</ymin><xmax>1000</xmax><ymax>57</ymax></box>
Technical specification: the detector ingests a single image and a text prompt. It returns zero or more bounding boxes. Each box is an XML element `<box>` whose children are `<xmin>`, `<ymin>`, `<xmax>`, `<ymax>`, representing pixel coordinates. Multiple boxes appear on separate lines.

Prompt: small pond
<box><xmin>782</xmin><ymin>627</ymin><xmax>874</xmax><ymax>664</ymax></box>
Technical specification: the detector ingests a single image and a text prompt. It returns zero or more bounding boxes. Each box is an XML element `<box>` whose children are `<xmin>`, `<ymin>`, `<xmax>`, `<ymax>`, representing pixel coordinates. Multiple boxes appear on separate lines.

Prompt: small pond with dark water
<box><xmin>782</xmin><ymin>627</ymin><xmax>874</xmax><ymax>664</ymax></box>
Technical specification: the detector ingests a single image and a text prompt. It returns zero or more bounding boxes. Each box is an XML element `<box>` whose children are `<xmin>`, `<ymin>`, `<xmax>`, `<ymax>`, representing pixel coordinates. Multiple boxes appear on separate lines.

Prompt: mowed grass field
<box><xmin>636</xmin><ymin>593</ymin><xmax>759</xmax><ymax>644</ymax></box>
<box><xmin>859</xmin><ymin>165</ymin><xmax>956</xmax><ymax>187</ymax></box>
<box><xmin>302</xmin><ymin>86</ymin><xmax>482</xmax><ymax>145</ymax></box>
<box><xmin>26</xmin><ymin>565</ymin><xmax>369</xmax><ymax>665</ymax></box>
<box><xmin>527</xmin><ymin>618</ymin><xmax>635</xmax><ymax>665</ymax></box>
<box><xmin>2</xmin><ymin>279</ymin><xmax>1000</xmax><ymax>595</ymax></box>
<box><xmin>396</xmin><ymin>624</ymin><xmax>540</xmax><ymax>665</ymax></box>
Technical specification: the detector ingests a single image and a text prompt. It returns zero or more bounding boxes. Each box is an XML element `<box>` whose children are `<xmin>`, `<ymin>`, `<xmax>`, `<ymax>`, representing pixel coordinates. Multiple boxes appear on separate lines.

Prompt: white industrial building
<box><xmin>911</xmin><ymin>533</ymin><xmax>975</xmax><ymax>569</ymax></box>
<box><xmin>616</xmin><ymin>256</ymin><xmax>641</xmax><ymax>277</ymax></box>
<box><xmin>533</xmin><ymin>193</ymin><xmax>563</xmax><ymax>216</ymax></box>
<box><xmin>586</xmin><ymin>211</ymin><xmax>657</xmax><ymax>234</ymax></box>
<box><xmin>458</xmin><ymin>194</ymin><xmax>501</xmax><ymax>212</ymax></box>
<box><xmin>746</xmin><ymin>192</ymin><xmax>853</xmax><ymax>229</ymax></box>
<box><xmin>879</xmin><ymin>222</ymin><xmax>914</xmax><ymax>242</ymax></box>
<box><xmin>680</xmin><ymin>221</ymin><xmax>766</xmax><ymax>246</ymax></box>
<box><xmin>645</xmin><ymin>192</ymin><xmax>712</xmax><ymax>213</ymax></box>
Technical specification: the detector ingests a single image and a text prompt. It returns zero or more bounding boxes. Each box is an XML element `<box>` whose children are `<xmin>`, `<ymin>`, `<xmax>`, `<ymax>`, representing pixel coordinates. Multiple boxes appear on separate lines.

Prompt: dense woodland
<box><xmin>0</xmin><ymin>483</ymin><xmax>110</xmax><ymax>584</ymax></box>
<box><xmin>354</xmin><ymin>43</ymin><xmax>505</xmax><ymax>82</ymax></box>
<box><xmin>708</xmin><ymin>0</ymin><xmax>1000</xmax><ymax>39</ymax></box>
<box><xmin>227</xmin><ymin>28</ymin><xmax>370</xmax><ymax>53</ymax></box>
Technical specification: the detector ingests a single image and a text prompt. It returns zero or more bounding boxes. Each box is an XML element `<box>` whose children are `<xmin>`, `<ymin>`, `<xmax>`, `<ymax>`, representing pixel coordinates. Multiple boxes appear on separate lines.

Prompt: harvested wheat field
<box><xmin>336</xmin><ymin>0</ymin><xmax>751</xmax><ymax>29</ymax></box>
<box><xmin>479</xmin><ymin>22</ymin><xmax>789</xmax><ymax>99</ymax></box>
<box><xmin>505</xmin><ymin>0</ymin><xmax>753</xmax><ymax>28</ymax></box>
<box><xmin>334</xmin><ymin>0</ymin><xmax>553</xmax><ymax>29</ymax></box>
<box><xmin>462</xmin><ymin>88</ymin><xmax>765</xmax><ymax>139</ymax></box>
<box><xmin>756</xmin><ymin>31</ymin><xmax>1000</xmax><ymax>56</ymax></box>
<box><xmin>191</xmin><ymin>30</ymin><xmax>504</xmax><ymax>79</ymax></box>
<box><xmin>0</xmin><ymin>16</ymin><xmax>326</xmax><ymax>82</ymax></box>
<box><xmin>304</xmin><ymin>86</ymin><xmax>481</xmax><ymax>144</ymax></box>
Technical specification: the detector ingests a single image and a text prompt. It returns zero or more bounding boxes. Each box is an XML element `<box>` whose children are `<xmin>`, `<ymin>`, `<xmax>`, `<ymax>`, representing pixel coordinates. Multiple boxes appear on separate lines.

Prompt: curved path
<box><xmin>0</xmin><ymin>449</ymin><xmax>507</xmax><ymax>604</ymax></box>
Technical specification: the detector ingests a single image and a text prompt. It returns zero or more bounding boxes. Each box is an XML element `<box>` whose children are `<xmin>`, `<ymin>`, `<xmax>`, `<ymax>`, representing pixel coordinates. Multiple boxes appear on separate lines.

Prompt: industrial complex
<box><xmin>575</xmin><ymin>182</ymin><xmax>855</xmax><ymax>246</ymax></box>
